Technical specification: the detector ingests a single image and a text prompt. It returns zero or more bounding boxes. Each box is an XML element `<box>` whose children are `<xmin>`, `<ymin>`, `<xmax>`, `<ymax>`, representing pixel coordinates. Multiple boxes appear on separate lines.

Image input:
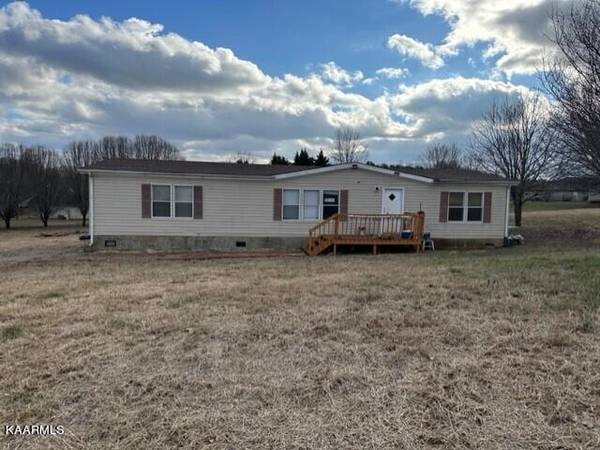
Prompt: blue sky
<box><xmin>0</xmin><ymin>0</ymin><xmax>557</xmax><ymax>162</ymax></box>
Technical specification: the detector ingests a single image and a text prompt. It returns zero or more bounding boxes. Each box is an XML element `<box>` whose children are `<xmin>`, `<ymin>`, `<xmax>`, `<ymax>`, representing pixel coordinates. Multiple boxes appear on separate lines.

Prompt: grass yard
<box><xmin>521</xmin><ymin>200</ymin><xmax>600</xmax><ymax>212</ymax></box>
<box><xmin>1</xmin><ymin>209</ymin><xmax>600</xmax><ymax>449</ymax></box>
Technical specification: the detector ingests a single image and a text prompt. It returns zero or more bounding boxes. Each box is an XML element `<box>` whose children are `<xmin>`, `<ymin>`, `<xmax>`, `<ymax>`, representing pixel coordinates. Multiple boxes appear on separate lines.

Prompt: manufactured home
<box><xmin>80</xmin><ymin>160</ymin><xmax>514</xmax><ymax>254</ymax></box>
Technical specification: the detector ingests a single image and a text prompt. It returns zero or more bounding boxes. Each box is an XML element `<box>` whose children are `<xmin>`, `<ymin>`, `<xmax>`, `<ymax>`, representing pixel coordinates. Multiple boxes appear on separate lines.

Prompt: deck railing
<box><xmin>308</xmin><ymin>212</ymin><xmax>425</xmax><ymax>243</ymax></box>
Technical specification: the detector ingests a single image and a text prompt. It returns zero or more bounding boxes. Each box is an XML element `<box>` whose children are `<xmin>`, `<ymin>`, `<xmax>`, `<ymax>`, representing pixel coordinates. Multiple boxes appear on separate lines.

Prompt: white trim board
<box><xmin>273</xmin><ymin>163</ymin><xmax>434</xmax><ymax>183</ymax></box>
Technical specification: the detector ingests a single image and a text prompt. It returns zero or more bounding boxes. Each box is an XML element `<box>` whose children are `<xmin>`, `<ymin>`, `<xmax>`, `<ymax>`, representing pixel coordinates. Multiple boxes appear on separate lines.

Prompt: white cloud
<box><xmin>0</xmin><ymin>2</ymin><xmax>268</xmax><ymax>94</ymax></box>
<box><xmin>375</xmin><ymin>67</ymin><xmax>409</xmax><ymax>79</ymax></box>
<box><xmin>388</xmin><ymin>76</ymin><xmax>531</xmax><ymax>137</ymax></box>
<box><xmin>0</xmin><ymin>2</ymin><xmax>541</xmax><ymax>163</ymax></box>
<box><xmin>398</xmin><ymin>0</ymin><xmax>563</xmax><ymax>76</ymax></box>
<box><xmin>317</xmin><ymin>61</ymin><xmax>364</xmax><ymax>86</ymax></box>
<box><xmin>387</xmin><ymin>34</ymin><xmax>445</xmax><ymax>69</ymax></box>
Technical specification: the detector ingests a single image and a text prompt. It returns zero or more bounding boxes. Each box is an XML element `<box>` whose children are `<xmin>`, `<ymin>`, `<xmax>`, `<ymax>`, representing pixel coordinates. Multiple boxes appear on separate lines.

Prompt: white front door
<box><xmin>382</xmin><ymin>188</ymin><xmax>404</xmax><ymax>214</ymax></box>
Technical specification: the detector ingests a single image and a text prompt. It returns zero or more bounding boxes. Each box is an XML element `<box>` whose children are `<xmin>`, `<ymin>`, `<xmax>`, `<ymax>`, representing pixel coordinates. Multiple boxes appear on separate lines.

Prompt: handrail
<box><xmin>309</xmin><ymin>212</ymin><xmax>425</xmax><ymax>242</ymax></box>
<box><xmin>308</xmin><ymin>213</ymin><xmax>341</xmax><ymax>238</ymax></box>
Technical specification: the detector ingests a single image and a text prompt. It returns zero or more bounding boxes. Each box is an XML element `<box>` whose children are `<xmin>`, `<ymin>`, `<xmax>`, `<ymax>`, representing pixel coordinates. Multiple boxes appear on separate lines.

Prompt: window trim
<box><xmin>151</xmin><ymin>184</ymin><xmax>172</xmax><ymax>219</ymax></box>
<box><xmin>466</xmin><ymin>192</ymin><xmax>484</xmax><ymax>223</ymax></box>
<box><xmin>150</xmin><ymin>183</ymin><xmax>194</xmax><ymax>220</ymax></box>
<box><xmin>302</xmin><ymin>189</ymin><xmax>321</xmax><ymax>222</ymax></box>
<box><xmin>174</xmin><ymin>185</ymin><xmax>194</xmax><ymax>219</ymax></box>
<box><xmin>447</xmin><ymin>191</ymin><xmax>484</xmax><ymax>224</ymax></box>
<box><xmin>280</xmin><ymin>188</ymin><xmax>341</xmax><ymax>222</ymax></box>
<box><xmin>321</xmin><ymin>189</ymin><xmax>340</xmax><ymax>220</ymax></box>
<box><xmin>282</xmin><ymin>188</ymin><xmax>301</xmax><ymax>222</ymax></box>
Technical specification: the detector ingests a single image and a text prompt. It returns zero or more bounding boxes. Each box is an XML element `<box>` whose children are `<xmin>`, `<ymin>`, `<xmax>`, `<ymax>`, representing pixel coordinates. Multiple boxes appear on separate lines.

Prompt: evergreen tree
<box><xmin>314</xmin><ymin>149</ymin><xmax>329</xmax><ymax>166</ymax></box>
<box><xmin>270</xmin><ymin>153</ymin><xmax>289</xmax><ymax>165</ymax></box>
<box><xmin>293</xmin><ymin>148</ymin><xmax>314</xmax><ymax>165</ymax></box>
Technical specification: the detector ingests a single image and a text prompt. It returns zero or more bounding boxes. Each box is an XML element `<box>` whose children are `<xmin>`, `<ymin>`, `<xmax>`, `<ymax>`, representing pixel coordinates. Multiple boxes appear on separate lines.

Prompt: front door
<box><xmin>382</xmin><ymin>188</ymin><xmax>404</xmax><ymax>215</ymax></box>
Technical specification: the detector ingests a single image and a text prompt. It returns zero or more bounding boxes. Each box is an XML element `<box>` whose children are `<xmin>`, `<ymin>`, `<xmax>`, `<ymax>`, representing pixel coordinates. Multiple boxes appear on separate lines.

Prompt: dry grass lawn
<box><xmin>1</xmin><ymin>210</ymin><xmax>600</xmax><ymax>449</ymax></box>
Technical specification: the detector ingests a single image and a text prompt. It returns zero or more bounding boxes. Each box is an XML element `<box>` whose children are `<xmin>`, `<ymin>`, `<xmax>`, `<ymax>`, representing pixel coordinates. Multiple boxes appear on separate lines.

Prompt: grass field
<box><xmin>521</xmin><ymin>201</ymin><xmax>600</xmax><ymax>212</ymax></box>
<box><xmin>1</xmin><ymin>210</ymin><xmax>600</xmax><ymax>449</ymax></box>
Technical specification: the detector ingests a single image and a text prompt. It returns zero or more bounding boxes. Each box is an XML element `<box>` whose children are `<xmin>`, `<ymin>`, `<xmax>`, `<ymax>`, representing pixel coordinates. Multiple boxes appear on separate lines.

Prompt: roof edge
<box><xmin>273</xmin><ymin>163</ymin><xmax>435</xmax><ymax>183</ymax></box>
<box><xmin>79</xmin><ymin>162</ymin><xmax>515</xmax><ymax>185</ymax></box>
<box><xmin>78</xmin><ymin>168</ymin><xmax>278</xmax><ymax>181</ymax></box>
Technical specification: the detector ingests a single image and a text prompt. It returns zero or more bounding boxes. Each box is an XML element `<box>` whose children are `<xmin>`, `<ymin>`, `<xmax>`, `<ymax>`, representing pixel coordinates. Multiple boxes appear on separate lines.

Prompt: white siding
<box><xmin>92</xmin><ymin>168</ymin><xmax>509</xmax><ymax>240</ymax></box>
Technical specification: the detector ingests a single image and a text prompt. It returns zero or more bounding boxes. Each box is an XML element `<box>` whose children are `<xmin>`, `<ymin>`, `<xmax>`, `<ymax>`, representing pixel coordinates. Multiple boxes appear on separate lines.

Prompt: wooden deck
<box><xmin>304</xmin><ymin>212</ymin><xmax>425</xmax><ymax>256</ymax></box>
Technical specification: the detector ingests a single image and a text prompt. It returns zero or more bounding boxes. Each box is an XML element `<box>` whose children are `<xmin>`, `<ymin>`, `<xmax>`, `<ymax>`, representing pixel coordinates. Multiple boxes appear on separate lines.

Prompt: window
<box><xmin>282</xmin><ymin>189</ymin><xmax>300</xmax><ymax>220</ymax></box>
<box><xmin>322</xmin><ymin>190</ymin><xmax>339</xmax><ymax>219</ymax></box>
<box><xmin>175</xmin><ymin>186</ymin><xmax>193</xmax><ymax>218</ymax></box>
<box><xmin>303</xmin><ymin>190</ymin><xmax>320</xmax><ymax>220</ymax></box>
<box><xmin>448</xmin><ymin>192</ymin><xmax>464</xmax><ymax>222</ymax></box>
<box><xmin>467</xmin><ymin>193</ymin><xmax>483</xmax><ymax>222</ymax></box>
<box><xmin>152</xmin><ymin>185</ymin><xmax>171</xmax><ymax>217</ymax></box>
<box><xmin>447</xmin><ymin>192</ymin><xmax>484</xmax><ymax>222</ymax></box>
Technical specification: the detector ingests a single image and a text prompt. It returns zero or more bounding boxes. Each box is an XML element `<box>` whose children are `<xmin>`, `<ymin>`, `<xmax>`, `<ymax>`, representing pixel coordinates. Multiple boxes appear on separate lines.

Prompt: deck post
<box><xmin>333</xmin><ymin>244</ymin><xmax>337</xmax><ymax>256</ymax></box>
<box><xmin>373</xmin><ymin>244</ymin><xmax>377</xmax><ymax>255</ymax></box>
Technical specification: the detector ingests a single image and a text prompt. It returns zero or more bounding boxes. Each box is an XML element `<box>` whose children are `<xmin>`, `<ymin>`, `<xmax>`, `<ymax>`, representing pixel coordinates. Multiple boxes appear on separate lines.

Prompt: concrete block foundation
<box><xmin>92</xmin><ymin>235</ymin><xmax>505</xmax><ymax>252</ymax></box>
<box><xmin>93</xmin><ymin>235</ymin><xmax>306</xmax><ymax>252</ymax></box>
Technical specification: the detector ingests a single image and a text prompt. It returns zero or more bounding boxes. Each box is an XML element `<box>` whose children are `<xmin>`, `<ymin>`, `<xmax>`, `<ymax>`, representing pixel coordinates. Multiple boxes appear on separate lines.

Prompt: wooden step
<box><xmin>304</xmin><ymin>237</ymin><xmax>333</xmax><ymax>256</ymax></box>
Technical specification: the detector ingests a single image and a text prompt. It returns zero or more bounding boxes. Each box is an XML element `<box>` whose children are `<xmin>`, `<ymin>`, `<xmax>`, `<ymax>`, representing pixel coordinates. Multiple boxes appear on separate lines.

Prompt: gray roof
<box><xmin>398</xmin><ymin>167</ymin><xmax>510</xmax><ymax>182</ymax></box>
<box><xmin>82</xmin><ymin>159</ymin><xmax>510</xmax><ymax>182</ymax></box>
<box><xmin>83</xmin><ymin>159</ymin><xmax>312</xmax><ymax>176</ymax></box>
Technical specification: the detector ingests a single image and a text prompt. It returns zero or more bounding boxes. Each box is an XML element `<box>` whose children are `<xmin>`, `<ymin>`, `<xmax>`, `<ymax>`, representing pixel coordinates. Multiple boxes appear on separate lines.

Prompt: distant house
<box><xmin>528</xmin><ymin>177</ymin><xmax>600</xmax><ymax>202</ymax></box>
<box><xmin>79</xmin><ymin>160</ymin><xmax>515</xmax><ymax>253</ymax></box>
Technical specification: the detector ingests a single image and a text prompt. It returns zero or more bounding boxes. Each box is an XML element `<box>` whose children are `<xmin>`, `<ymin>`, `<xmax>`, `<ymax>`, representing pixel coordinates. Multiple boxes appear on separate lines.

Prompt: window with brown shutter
<box><xmin>193</xmin><ymin>186</ymin><xmax>203</xmax><ymax>219</ymax></box>
<box><xmin>483</xmin><ymin>192</ymin><xmax>492</xmax><ymax>223</ymax></box>
<box><xmin>439</xmin><ymin>191</ymin><xmax>449</xmax><ymax>223</ymax></box>
<box><xmin>141</xmin><ymin>184</ymin><xmax>151</xmax><ymax>218</ymax></box>
<box><xmin>273</xmin><ymin>188</ymin><xmax>282</xmax><ymax>221</ymax></box>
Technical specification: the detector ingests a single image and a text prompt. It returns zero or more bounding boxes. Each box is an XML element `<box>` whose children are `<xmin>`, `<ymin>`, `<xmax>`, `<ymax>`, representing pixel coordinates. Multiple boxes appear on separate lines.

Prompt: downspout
<box><xmin>89</xmin><ymin>173</ymin><xmax>94</xmax><ymax>247</ymax></box>
<box><xmin>504</xmin><ymin>185</ymin><xmax>510</xmax><ymax>237</ymax></box>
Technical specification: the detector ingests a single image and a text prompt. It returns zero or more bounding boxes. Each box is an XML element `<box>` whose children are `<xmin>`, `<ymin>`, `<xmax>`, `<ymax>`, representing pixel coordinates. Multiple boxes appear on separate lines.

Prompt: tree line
<box><xmin>0</xmin><ymin>135</ymin><xmax>180</xmax><ymax>229</ymax></box>
<box><xmin>271</xmin><ymin>148</ymin><xmax>330</xmax><ymax>166</ymax></box>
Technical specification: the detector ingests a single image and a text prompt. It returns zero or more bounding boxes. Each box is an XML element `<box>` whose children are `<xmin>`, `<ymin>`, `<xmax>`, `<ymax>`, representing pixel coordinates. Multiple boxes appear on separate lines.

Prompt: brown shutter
<box><xmin>194</xmin><ymin>186</ymin><xmax>203</xmax><ymax>219</ymax></box>
<box><xmin>141</xmin><ymin>184</ymin><xmax>151</xmax><ymax>218</ymax></box>
<box><xmin>439</xmin><ymin>191</ymin><xmax>449</xmax><ymax>223</ymax></box>
<box><xmin>273</xmin><ymin>189</ymin><xmax>282</xmax><ymax>221</ymax></box>
<box><xmin>483</xmin><ymin>192</ymin><xmax>492</xmax><ymax>223</ymax></box>
<box><xmin>340</xmin><ymin>190</ymin><xmax>349</xmax><ymax>215</ymax></box>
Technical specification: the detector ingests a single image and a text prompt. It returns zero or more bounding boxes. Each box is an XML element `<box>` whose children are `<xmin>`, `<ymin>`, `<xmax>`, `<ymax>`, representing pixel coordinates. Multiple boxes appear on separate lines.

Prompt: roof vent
<box><xmin>351</xmin><ymin>163</ymin><xmax>358</xmax><ymax>169</ymax></box>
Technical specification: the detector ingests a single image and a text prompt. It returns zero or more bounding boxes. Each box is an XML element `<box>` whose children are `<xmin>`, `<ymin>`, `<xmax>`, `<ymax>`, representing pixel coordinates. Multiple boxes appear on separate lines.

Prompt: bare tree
<box><xmin>131</xmin><ymin>135</ymin><xmax>181</xmax><ymax>160</ymax></box>
<box><xmin>542</xmin><ymin>0</ymin><xmax>600</xmax><ymax>178</ymax></box>
<box><xmin>330</xmin><ymin>126</ymin><xmax>368</xmax><ymax>164</ymax></box>
<box><xmin>63</xmin><ymin>141</ymin><xmax>95</xmax><ymax>226</ymax></box>
<box><xmin>0</xmin><ymin>144</ymin><xmax>27</xmax><ymax>229</ymax></box>
<box><xmin>26</xmin><ymin>146</ymin><xmax>64</xmax><ymax>227</ymax></box>
<box><xmin>420</xmin><ymin>143</ymin><xmax>463</xmax><ymax>169</ymax></box>
<box><xmin>470</xmin><ymin>94</ymin><xmax>558</xmax><ymax>226</ymax></box>
<box><xmin>63</xmin><ymin>135</ymin><xmax>182</xmax><ymax>226</ymax></box>
<box><xmin>232</xmin><ymin>151</ymin><xmax>256</xmax><ymax>164</ymax></box>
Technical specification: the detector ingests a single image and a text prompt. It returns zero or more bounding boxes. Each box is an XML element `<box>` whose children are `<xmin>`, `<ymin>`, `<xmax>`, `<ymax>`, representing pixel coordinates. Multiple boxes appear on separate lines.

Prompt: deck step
<box><xmin>304</xmin><ymin>237</ymin><xmax>333</xmax><ymax>256</ymax></box>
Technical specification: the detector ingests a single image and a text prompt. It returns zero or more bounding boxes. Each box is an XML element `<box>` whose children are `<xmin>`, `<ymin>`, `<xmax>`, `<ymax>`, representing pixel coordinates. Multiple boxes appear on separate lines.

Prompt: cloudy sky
<box><xmin>0</xmin><ymin>0</ymin><xmax>560</xmax><ymax>163</ymax></box>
